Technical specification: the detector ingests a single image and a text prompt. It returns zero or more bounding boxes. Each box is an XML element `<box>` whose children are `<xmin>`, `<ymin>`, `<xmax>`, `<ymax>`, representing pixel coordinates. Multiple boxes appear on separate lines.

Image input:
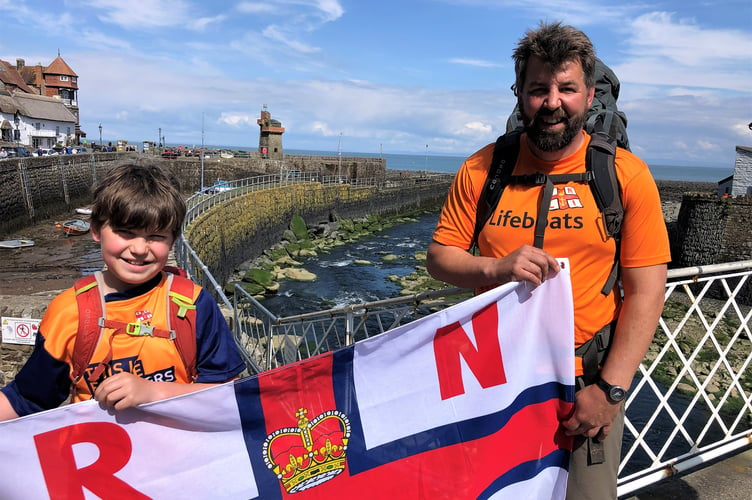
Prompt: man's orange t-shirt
<box><xmin>433</xmin><ymin>131</ymin><xmax>671</xmax><ymax>369</ymax></box>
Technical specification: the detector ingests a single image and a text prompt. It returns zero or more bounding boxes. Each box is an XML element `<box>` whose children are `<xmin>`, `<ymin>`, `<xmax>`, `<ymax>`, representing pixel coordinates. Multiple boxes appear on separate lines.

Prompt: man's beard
<box><xmin>522</xmin><ymin>105</ymin><xmax>587</xmax><ymax>152</ymax></box>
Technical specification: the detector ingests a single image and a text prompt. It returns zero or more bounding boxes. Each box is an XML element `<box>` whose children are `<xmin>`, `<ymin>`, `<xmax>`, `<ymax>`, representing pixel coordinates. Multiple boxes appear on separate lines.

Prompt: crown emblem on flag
<box><xmin>263</xmin><ymin>407</ymin><xmax>351</xmax><ymax>493</ymax></box>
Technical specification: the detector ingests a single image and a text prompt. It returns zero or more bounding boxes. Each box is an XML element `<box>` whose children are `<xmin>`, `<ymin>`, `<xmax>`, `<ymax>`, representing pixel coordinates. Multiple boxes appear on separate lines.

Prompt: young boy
<box><xmin>0</xmin><ymin>161</ymin><xmax>246</xmax><ymax>420</ymax></box>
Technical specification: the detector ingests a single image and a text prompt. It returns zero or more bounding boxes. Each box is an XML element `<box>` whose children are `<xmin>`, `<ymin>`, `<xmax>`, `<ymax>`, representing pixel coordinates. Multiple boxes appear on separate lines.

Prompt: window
<box><xmin>35</xmin><ymin>123</ymin><xmax>41</xmax><ymax>130</ymax></box>
<box><xmin>60</xmin><ymin>75</ymin><xmax>68</xmax><ymax>81</ymax></box>
<box><xmin>71</xmin><ymin>77</ymin><xmax>77</xmax><ymax>83</ymax></box>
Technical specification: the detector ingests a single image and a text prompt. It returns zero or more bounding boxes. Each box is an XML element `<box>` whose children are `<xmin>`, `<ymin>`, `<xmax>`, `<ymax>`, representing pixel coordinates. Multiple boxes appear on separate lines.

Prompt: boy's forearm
<box><xmin>0</xmin><ymin>391</ymin><xmax>20</xmax><ymax>422</ymax></box>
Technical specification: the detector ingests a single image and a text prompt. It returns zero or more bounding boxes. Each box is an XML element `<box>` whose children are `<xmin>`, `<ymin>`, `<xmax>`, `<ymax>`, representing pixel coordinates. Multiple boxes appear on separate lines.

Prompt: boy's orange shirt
<box><xmin>41</xmin><ymin>275</ymin><xmax>197</xmax><ymax>402</ymax></box>
<box><xmin>433</xmin><ymin>131</ymin><xmax>670</xmax><ymax>372</ymax></box>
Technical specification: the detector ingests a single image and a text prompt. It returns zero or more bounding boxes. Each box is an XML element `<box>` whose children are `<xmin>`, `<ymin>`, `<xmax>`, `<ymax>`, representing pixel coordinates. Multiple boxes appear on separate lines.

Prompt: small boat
<box><xmin>75</xmin><ymin>207</ymin><xmax>92</xmax><ymax>215</ymax></box>
<box><xmin>0</xmin><ymin>239</ymin><xmax>35</xmax><ymax>248</ymax></box>
<box><xmin>61</xmin><ymin>219</ymin><xmax>90</xmax><ymax>236</ymax></box>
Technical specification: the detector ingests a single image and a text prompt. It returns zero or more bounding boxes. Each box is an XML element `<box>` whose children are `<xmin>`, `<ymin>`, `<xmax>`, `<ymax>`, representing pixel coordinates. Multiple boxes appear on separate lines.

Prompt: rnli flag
<box><xmin>0</xmin><ymin>261</ymin><xmax>575</xmax><ymax>499</ymax></box>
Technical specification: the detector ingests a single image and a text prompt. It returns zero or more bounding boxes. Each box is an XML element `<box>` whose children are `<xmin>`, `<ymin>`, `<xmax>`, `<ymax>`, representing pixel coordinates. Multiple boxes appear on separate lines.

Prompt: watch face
<box><xmin>609</xmin><ymin>386</ymin><xmax>626</xmax><ymax>402</ymax></box>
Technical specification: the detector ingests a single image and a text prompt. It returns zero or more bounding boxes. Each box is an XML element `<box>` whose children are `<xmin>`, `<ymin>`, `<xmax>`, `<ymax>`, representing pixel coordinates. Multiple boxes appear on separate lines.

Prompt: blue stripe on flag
<box><xmin>477</xmin><ymin>448</ymin><xmax>570</xmax><ymax>499</ymax></box>
<box><xmin>234</xmin><ymin>376</ymin><xmax>284</xmax><ymax>500</ymax></box>
<box><xmin>332</xmin><ymin>348</ymin><xmax>572</xmax><ymax>474</ymax></box>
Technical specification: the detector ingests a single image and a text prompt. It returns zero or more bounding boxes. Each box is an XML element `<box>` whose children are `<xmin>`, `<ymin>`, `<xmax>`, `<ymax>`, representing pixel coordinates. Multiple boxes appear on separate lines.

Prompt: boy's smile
<box><xmin>91</xmin><ymin>223</ymin><xmax>174</xmax><ymax>293</ymax></box>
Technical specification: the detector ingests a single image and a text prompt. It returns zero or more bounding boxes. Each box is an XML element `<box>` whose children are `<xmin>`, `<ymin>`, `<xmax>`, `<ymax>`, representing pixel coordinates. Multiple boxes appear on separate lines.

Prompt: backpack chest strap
<box><xmin>508</xmin><ymin>172</ymin><xmax>591</xmax><ymax>249</ymax></box>
<box><xmin>99</xmin><ymin>318</ymin><xmax>176</xmax><ymax>340</ymax></box>
<box><xmin>508</xmin><ymin>172</ymin><xmax>591</xmax><ymax>186</ymax></box>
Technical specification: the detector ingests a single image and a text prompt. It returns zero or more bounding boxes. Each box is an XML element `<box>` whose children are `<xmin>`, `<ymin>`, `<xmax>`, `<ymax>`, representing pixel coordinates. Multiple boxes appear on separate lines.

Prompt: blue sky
<box><xmin>1</xmin><ymin>0</ymin><xmax>750</xmax><ymax>167</ymax></box>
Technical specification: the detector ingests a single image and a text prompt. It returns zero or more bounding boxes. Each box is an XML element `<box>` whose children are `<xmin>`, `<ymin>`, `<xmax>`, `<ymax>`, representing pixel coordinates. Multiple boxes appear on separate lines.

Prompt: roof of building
<box><xmin>0</xmin><ymin>60</ymin><xmax>36</xmax><ymax>93</ymax></box>
<box><xmin>45</xmin><ymin>56</ymin><xmax>77</xmax><ymax>77</ymax></box>
<box><xmin>0</xmin><ymin>91</ymin><xmax>22</xmax><ymax>115</ymax></box>
<box><xmin>20</xmin><ymin>64</ymin><xmax>44</xmax><ymax>90</ymax></box>
<box><xmin>12</xmin><ymin>92</ymin><xmax>76</xmax><ymax>122</ymax></box>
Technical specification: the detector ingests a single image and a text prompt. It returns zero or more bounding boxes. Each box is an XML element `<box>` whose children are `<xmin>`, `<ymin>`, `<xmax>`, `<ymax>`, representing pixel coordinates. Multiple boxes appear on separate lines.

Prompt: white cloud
<box><xmin>627</xmin><ymin>12</ymin><xmax>751</xmax><ymax>64</ymax></box>
<box><xmin>435</xmin><ymin>0</ymin><xmax>639</xmax><ymax>26</ymax></box>
<box><xmin>236</xmin><ymin>2</ymin><xmax>279</xmax><ymax>15</ymax></box>
<box><xmin>85</xmin><ymin>0</ymin><xmax>194</xmax><ymax>29</ymax></box>
<box><xmin>188</xmin><ymin>15</ymin><xmax>227</xmax><ymax>31</ymax></box>
<box><xmin>449</xmin><ymin>58</ymin><xmax>501</xmax><ymax>68</ymax></box>
<box><xmin>262</xmin><ymin>25</ymin><xmax>321</xmax><ymax>54</ymax></box>
<box><xmin>617</xmin><ymin>12</ymin><xmax>752</xmax><ymax>92</ymax></box>
<box><xmin>219</xmin><ymin>112</ymin><xmax>255</xmax><ymax>127</ymax></box>
<box><xmin>461</xmin><ymin>121</ymin><xmax>493</xmax><ymax>134</ymax></box>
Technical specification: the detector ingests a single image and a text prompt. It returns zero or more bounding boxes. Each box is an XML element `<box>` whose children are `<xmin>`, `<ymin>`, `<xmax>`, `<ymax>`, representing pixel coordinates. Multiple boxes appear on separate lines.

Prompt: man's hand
<box><xmin>562</xmin><ymin>384</ymin><xmax>620</xmax><ymax>441</ymax></box>
<box><xmin>426</xmin><ymin>242</ymin><xmax>560</xmax><ymax>289</ymax></box>
<box><xmin>498</xmin><ymin>245</ymin><xmax>561</xmax><ymax>286</ymax></box>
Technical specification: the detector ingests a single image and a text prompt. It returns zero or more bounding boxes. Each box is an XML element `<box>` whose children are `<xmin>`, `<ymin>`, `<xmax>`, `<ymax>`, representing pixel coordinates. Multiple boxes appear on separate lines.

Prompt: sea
<box><xmin>284</xmin><ymin>148</ymin><xmax>732</xmax><ymax>183</ymax></box>
<box><xmin>186</xmin><ymin>141</ymin><xmax>735</xmax><ymax>183</ymax></box>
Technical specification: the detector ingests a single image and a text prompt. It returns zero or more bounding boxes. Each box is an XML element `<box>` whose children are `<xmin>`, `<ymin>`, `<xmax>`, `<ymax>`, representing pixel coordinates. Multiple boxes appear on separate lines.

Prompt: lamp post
<box><xmin>13</xmin><ymin>112</ymin><xmax>20</xmax><ymax>147</ymax></box>
<box><xmin>200</xmin><ymin>112</ymin><xmax>205</xmax><ymax>192</ymax></box>
<box><xmin>337</xmin><ymin>132</ymin><xmax>343</xmax><ymax>181</ymax></box>
<box><xmin>98</xmin><ymin>123</ymin><xmax>102</xmax><ymax>149</ymax></box>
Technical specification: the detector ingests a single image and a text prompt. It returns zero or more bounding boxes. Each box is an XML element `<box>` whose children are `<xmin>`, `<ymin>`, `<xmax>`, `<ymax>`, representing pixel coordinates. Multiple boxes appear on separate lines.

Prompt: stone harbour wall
<box><xmin>0</xmin><ymin>153</ymin><xmax>387</xmax><ymax>237</ymax></box>
<box><xmin>672</xmin><ymin>193</ymin><xmax>752</xmax><ymax>304</ymax></box>
<box><xmin>673</xmin><ymin>194</ymin><xmax>752</xmax><ymax>267</ymax></box>
<box><xmin>0</xmin><ymin>153</ymin><xmax>134</xmax><ymax>235</ymax></box>
<box><xmin>185</xmin><ymin>178</ymin><xmax>451</xmax><ymax>287</ymax></box>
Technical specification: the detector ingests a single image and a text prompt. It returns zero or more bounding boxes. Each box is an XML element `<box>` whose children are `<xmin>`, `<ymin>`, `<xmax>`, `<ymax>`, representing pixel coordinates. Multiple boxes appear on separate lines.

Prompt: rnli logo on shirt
<box><xmin>549</xmin><ymin>186</ymin><xmax>583</xmax><ymax>211</ymax></box>
<box><xmin>135</xmin><ymin>310</ymin><xmax>153</xmax><ymax>322</ymax></box>
<box><xmin>489</xmin><ymin>185</ymin><xmax>586</xmax><ymax>230</ymax></box>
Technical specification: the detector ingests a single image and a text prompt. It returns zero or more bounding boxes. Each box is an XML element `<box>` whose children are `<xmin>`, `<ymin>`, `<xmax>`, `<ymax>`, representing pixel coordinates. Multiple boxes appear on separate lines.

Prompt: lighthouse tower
<box><xmin>257</xmin><ymin>105</ymin><xmax>285</xmax><ymax>159</ymax></box>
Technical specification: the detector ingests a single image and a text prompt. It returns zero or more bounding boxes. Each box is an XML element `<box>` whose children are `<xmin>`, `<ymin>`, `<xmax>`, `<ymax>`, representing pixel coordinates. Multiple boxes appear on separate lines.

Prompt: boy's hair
<box><xmin>512</xmin><ymin>21</ymin><xmax>597</xmax><ymax>95</ymax></box>
<box><xmin>90</xmin><ymin>160</ymin><xmax>186</xmax><ymax>240</ymax></box>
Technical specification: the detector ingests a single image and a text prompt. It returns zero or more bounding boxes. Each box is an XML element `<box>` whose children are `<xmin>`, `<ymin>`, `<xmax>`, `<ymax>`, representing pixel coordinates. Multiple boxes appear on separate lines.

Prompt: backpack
<box><xmin>70</xmin><ymin>269</ymin><xmax>199</xmax><ymax>389</ymax></box>
<box><xmin>473</xmin><ymin>58</ymin><xmax>628</xmax><ymax>295</ymax></box>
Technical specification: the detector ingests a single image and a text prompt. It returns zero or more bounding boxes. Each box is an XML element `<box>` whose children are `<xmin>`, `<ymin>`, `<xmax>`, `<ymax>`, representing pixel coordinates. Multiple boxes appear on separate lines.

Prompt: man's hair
<box><xmin>90</xmin><ymin>160</ymin><xmax>186</xmax><ymax>240</ymax></box>
<box><xmin>512</xmin><ymin>21</ymin><xmax>596</xmax><ymax>94</ymax></box>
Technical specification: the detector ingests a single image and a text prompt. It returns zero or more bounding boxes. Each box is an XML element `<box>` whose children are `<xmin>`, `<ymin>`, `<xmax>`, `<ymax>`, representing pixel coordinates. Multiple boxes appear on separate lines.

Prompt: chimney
<box><xmin>16</xmin><ymin>58</ymin><xmax>25</xmax><ymax>70</ymax></box>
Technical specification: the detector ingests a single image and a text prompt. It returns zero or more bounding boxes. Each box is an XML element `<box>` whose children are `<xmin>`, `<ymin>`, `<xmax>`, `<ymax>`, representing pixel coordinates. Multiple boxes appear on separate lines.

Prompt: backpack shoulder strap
<box><xmin>165</xmin><ymin>272</ymin><xmax>198</xmax><ymax>382</ymax></box>
<box><xmin>471</xmin><ymin>129</ymin><xmax>522</xmax><ymax>251</ymax></box>
<box><xmin>586</xmin><ymin>132</ymin><xmax>623</xmax><ymax>294</ymax></box>
<box><xmin>71</xmin><ymin>272</ymin><xmax>106</xmax><ymax>383</ymax></box>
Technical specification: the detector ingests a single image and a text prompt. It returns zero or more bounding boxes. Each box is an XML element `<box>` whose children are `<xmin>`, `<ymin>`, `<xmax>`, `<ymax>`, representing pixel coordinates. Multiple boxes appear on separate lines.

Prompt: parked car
<box><xmin>33</xmin><ymin>148</ymin><xmax>58</xmax><ymax>157</ymax></box>
<box><xmin>72</xmin><ymin>146</ymin><xmax>88</xmax><ymax>154</ymax></box>
<box><xmin>202</xmin><ymin>180</ymin><xmax>233</xmax><ymax>194</ymax></box>
<box><xmin>6</xmin><ymin>146</ymin><xmax>33</xmax><ymax>158</ymax></box>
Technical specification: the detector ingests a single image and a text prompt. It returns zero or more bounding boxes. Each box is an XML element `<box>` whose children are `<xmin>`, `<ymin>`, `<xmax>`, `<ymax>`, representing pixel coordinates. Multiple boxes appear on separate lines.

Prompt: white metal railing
<box><xmin>174</xmin><ymin>177</ymin><xmax>751</xmax><ymax>497</ymax></box>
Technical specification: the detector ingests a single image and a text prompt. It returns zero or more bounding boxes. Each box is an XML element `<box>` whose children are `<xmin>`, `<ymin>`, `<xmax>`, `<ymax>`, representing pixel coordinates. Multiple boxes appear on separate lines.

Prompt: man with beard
<box><xmin>426</xmin><ymin>22</ymin><xmax>670</xmax><ymax>499</ymax></box>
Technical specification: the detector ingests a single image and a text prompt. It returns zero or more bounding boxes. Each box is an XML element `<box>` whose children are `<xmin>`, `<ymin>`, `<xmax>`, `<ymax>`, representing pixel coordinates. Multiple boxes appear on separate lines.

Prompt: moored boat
<box><xmin>61</xmin><ymin>219</ymin><xmax>90</xmax><ymax>236</ymax></box>
<box><xmin>0</xmin><ymin>239</ymin><xmax>35</xmax><ymax>248</ymax></box>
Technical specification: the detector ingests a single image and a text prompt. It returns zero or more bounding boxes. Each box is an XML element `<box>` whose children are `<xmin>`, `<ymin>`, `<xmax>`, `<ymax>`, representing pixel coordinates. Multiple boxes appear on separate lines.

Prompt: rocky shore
<box><xmin>230</xmin><ymin>180</ymin><xmax>718</xmax><ymax>298</ymax></box>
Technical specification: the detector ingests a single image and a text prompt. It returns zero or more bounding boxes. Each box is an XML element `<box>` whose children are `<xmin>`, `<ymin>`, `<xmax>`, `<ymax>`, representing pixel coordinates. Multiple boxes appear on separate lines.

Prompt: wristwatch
<box><xmin>596</xmin><ymin>377</ymin><xmax>627</xmax><ymax>403</ymax></box>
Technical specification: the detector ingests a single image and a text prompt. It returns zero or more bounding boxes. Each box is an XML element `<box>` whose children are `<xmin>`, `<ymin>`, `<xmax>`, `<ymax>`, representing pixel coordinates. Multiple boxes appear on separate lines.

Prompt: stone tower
<box><xmin>257</xmin><ymin>105</ymin><xmax>285</xmax><ymax>159</ymax></box>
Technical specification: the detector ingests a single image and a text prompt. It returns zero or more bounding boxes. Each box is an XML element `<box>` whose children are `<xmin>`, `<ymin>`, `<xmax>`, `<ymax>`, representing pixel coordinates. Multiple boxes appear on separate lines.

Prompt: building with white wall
<box><xmin>718</xmin><ymin>146</ymin><xmax>752</xmax><ymax>197</ymax></box>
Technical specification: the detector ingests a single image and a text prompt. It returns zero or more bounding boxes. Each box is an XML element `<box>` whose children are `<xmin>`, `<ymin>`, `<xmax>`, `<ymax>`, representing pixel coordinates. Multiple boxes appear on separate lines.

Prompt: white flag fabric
<box><xmin>0</xmin><ymin>262</ymin><xmax>575</xmax><ymax>499</ymax></box>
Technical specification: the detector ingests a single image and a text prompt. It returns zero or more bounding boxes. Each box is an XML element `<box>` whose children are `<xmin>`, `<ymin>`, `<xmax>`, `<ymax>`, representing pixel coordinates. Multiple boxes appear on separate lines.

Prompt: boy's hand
<box><xmin>93</xmin><ymin>372</ymin><xmax>157</xmax><ymax>411</ymax></box>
